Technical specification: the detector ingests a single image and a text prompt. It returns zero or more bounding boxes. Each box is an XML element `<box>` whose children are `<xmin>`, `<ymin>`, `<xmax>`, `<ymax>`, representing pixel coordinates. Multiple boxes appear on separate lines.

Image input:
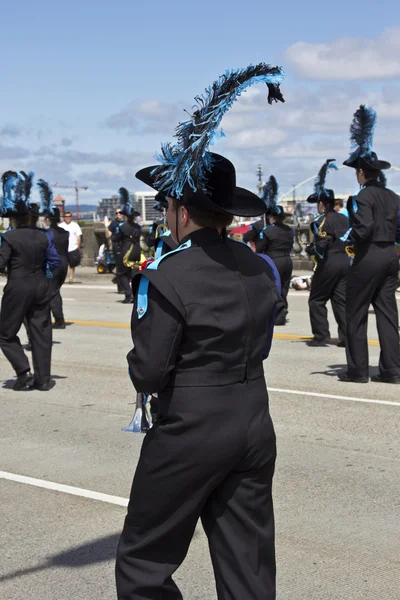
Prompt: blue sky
<box><xmin>1</xmin><ymin>0</ymin><xmax>399</xmax><ymax>205</ymax></box>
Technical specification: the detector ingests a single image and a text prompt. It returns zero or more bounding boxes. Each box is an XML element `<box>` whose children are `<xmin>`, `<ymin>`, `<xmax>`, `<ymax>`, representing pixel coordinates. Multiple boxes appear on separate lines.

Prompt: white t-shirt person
<box><xmin>59</xmin><ymin>218</ymin><xmax>82</xmax><ymax>252</ymax></box>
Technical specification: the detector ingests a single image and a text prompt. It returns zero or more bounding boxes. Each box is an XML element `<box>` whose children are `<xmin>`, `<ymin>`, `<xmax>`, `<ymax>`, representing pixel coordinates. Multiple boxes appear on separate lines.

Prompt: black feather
<box><xmin>261</xmin><ymin>175</ymin><xmax>279</xmax><ymax>214</ymax></box>
<box><xmin>347</xmin><ymin>105</ymin><xmax>376</xmax><ymax>163</ymax></box>
<box><xmin>37</xmin><ymin>179</ymin><xmax>54</xmax><ymax>214</ymax></box>
<box><xmin>314</xmin><ymin>159</ymin><xmax>338</xmax><ymax>198</ymax></box>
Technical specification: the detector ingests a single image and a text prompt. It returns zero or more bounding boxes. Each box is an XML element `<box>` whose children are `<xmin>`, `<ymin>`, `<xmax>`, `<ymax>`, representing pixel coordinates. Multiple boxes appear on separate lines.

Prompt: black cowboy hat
<box><xmin>307</xmin><ymin>189</ymin><xmax>335</xmax><ymax>204</ymax></box>
<box><xmin>266</xmin><ymin>204</ymin><xmax>290</xmax><ymax>218</ymax></box>
<box><xmin>153</xmin><ymin>191</ymin><xmax>168</xmax><ymax>212</ymax></box>
<box><xmin>136</xmin><ymin>153</ymin><xmax>266</xmax><ymax>218</ymax></box>
<box><xmin>343</xmin><ymin>151</ymin><xmax>391</xmax><ymax>171</ymax></box>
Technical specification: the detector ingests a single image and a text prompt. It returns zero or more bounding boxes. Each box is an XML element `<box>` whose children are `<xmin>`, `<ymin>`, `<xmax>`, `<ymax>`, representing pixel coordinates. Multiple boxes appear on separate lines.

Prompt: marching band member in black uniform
<box><xmin>0</xmin><ymin>171</ymin><xmax>61</xmax><ymax>391</ymax></box>
<box><xmin>305</xmin><ymin>159</ymin><xmax>350</xmax><ymax>347</ymax></box>
<box><xmin>258</xmin><ymin>175</ymin><xmax>293</xmax><ymax>325</ymax></box>
<box><xmin>338</xmin><ymin>106</ymin><xmax>400</xmax><ymax>383</ymax></box>
<box><xmin>37</xmin><ymin>180</ymin><xmax>70</xmax><ymax>329</ymax></box>
<box><xmin>111</xmin><ymin>188</ymin><xmax>141</xmax><ymax>304</ymax></box>
<box><xmin>115</xmin><ymin>63</ymin><xmax>285</xmax><ymax>600</ymax></box>
<box><xmin>242</xmin><ymin>211</ymin><xmax>268</xmax><ymax>252</ymax></box>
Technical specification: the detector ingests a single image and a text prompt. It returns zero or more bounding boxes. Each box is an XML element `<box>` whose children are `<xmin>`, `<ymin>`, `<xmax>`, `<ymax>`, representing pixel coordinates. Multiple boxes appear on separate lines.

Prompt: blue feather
<box><xmin>151</xmin><ymin>63</ymin><xmax>285</xmax><ymax>198</ymax></box>
<box><xmin>347</xmin><ymin>105</ymin><xmax>376</xmax><ymax>163</ymax></box>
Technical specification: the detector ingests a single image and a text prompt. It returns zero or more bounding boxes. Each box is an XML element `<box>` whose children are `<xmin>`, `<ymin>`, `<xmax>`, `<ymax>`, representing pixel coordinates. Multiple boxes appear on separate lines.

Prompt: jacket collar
<box><xmin>181</xmin><ymin>227</ymin><xmax>221</xmax><ymax>246</ymax></box>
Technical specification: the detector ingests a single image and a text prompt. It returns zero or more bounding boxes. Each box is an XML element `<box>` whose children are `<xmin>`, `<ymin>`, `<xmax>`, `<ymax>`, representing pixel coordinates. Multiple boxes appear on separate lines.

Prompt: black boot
<box><xmin>122</xmin><ymin>296</ymin><xmax>134</xmax><ymax>304</ymax></box>
<box><xmin>13</xmin><ymin>371</ymin><xmax>34</xmax><ymax>391</ymax></box>
<box><xmin>53</xmin><ymin>319</ymin><xmax>66</xmax><ymax>329</ymax></box>
<box><xmin>29</xmin><ymin>378</ymin><xmax>52</xmax><ymax>391</ymax></box>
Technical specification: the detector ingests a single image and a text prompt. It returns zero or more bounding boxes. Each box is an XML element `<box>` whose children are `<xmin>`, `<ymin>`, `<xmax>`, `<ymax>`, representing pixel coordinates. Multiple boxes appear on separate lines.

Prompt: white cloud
<box><xmin>285</xmin><ymin>27</ymin><xmax>400</xmax><ymax>80</ymax></box>
<box><xmin>225</xmin><ymin>127</ymin><xmax>287</xmax><ymax>149</ymax></box>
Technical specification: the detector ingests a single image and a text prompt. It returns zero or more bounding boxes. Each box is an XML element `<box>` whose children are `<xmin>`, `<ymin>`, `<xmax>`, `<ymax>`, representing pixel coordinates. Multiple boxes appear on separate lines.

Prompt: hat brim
<box><xmin>343</xmin><ymin>157</ymin><xmax>391</xmax><ymax>170</ymax></box>
<box><xmin>135</xmin><ymin>166</ymin><xmax>267</xmax><ymax>217</ymax></box>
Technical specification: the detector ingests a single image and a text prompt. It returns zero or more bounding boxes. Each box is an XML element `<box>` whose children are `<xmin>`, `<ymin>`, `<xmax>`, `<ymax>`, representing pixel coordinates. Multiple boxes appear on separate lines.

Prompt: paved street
<box><xmin>1</xmin><ymin>276</ymin><xmax>399</xmax><ymax>600</ymax></box>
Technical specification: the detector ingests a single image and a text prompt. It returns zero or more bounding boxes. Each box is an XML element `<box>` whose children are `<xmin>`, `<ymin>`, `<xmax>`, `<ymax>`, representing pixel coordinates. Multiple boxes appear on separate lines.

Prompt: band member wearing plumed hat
<box><xmin>257</xmin><ymin>175</ymin><xmax>294</xmax><ymax>325</ymax></box>
<box><xmin>111</xmin><ymin>188</ymin><xmax>141</xmax><ymax>303</ymax></box>
<box><xmin>38</xmin><ymin>180</ymin><xmax>70</xmax><ymax>329</ymax></box>
<box><xmin>0</xmin><ymin>171</ymin><xmax>62</xmax><ymax>391</ymax></box>
<box><xmin>338</xmin><ymin>106</ymin><xmax>400</xmax><ymax>383</ymax></box>
<box><xmin>304</xmin><ymin>159</ymin><xmax>350</xmax><ymax>346</ymax></box>
<box><xmin>115</xmin><ymin>63</ymin><xmax>285</xmax><ymax>599</ymax></box>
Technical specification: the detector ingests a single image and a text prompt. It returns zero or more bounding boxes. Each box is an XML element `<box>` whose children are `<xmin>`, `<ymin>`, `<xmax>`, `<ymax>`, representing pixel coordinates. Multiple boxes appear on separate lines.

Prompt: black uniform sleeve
<box><xmin>0</xmin><ymin>236</ymin><xmax>11</xmax><ymax>272</ymax></box>
<box><xmin>127</xmin><ymin>283</ymin><xmax>183</xmax><ymax>393</ymax></box>
<box><xmin>350</xmin><ymin>190</ymin><xmax>374</xmax><ymax>243</ymax></box>
<box><xmin>243</xmin><ymin>221</ymin><xmax>262</xmax><ymax>244</ymax></box>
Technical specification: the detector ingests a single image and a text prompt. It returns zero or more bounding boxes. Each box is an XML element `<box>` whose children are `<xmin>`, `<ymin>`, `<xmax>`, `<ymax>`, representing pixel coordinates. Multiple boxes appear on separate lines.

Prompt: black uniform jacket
<box><xmin>127</xmin><ymin>228</ymin><xmax>280</xmax><ymax>394</ymax></box>
<box><xmin>49</xmin><ymin>225</ymin><xmax>69</xmax><ymax>272</ymax></box>
<box><xmin>347</xmin><ymin>180</ymin><xmax>400</xmax><ymax>247</ymax></box>
<box><xmin>112</xmin><ymin>221</ymin><xmax>141</xmax><ymax>262</ymax></box>
<box><xmin>308</xmin><ymin>211</ymin><xmax>349</xmax><ymax>260</ymax></box>
<box><xmin>242</xmin><ymin>218</ymin><xmax>266</xmax><ymax>253</ymax></box>
<box><xmin>0</xmin><ymin>226</ymin><xmax>61</xmax><ymax>279</ymax></box>
<box><xmin>258</xmin><ymin>223</ymin><xmax>294</xmax><ymax>257</ymax></box>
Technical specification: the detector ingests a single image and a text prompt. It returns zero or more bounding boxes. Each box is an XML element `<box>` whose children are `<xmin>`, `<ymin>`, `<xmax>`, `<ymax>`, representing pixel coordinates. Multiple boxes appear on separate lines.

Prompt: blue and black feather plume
<box><xmin>347</xmin><ymin>105</ymin><xmax>376</xmax><ymax>163</ymax></box>
<box><xmin>314</xmin><ymin>159</ymin><xmax>338</xmax><ymax>199</ymax></box>
<box><xmin>118</xmin><ymin>187</ymin><xmax>134</xmax><ymax>216</ymax></box>
<box><xmin>151</xmin><ymin>63</ymin><xmax>285</xmax><ymax>198</ymax></box>
<box><xmin>16</xmin><ymin>171</ymin><xmax>34</xmax><ymax>204</ymax></box>
<box><xmin>1</xmin><ymin>171</ymin><xmax>19</xmax><ymax>215</ymax></box>
<box><xmin>37</xmin><ymin>179</ymin><xmax>54</xmax><ymax>215</ymax></box>
<box><xmin>261</xmin><ymin>175</ymin><xmax>279</xmax><ymax>214</ymax></box>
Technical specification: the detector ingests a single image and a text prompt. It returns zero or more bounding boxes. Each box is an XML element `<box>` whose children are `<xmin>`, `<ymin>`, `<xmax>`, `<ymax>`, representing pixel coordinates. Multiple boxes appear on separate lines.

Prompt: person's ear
<box><xmin>180</xmin><ymin>205</ymin><xmax>189</xmax><ymax>226</ymax></box>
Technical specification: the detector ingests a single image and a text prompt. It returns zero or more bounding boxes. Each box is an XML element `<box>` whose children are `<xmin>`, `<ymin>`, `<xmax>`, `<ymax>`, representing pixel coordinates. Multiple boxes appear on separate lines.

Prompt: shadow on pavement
<box><xmin>311</xmin><ymin>364</ymin><xmax>380</xmax><ymax>377</ymax></box>
<box><xmin>0</xmin><ymin>533</ymin><xmax>120</xmax><ymax>583</ymax></box>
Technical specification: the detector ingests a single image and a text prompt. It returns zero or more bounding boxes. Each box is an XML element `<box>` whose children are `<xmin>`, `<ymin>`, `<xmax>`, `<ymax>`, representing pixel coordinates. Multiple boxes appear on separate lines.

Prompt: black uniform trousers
<box><xmin>269</xmin><ymin>254</ymin><xmax>292</xmax><ymax>310</ymax></box>
<box><xmin>309</xmin><ymin>253</ymin><xmax>349</xmax><ymax>342</ymax></box>
<box><xmin>0</xmin><ymin>274</ymin><xmax>52</xmax><ymax>384</ymax></box>
<box><xmin>50</xmin><ymin>263</ymin><xmax>68</xmax><ymax>321</ymax></box>
<box><xmin>118</xmin><ymin>267</ymin><xmax>133</xmax><ymax>298</ymax></box>
<box><xmin>346</xmin><ymin>243</ymin><xmax>400</xmax><ymax>379</ymax></box>
<box><xmin>116</xmin><ymin>378</ymin><xmax>277</xmax><ymax>600</ymax></box>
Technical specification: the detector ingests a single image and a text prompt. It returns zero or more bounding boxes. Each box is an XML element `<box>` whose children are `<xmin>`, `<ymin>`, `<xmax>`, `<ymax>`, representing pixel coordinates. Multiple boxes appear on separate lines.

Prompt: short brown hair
<box><xmin>173</xmin><ymin>199</ymin><xmax>233</xmax><ymax>229</ymax></box>
<box><xmin>357</xmin><ymin>167</ymin><xmax>379</xmax><ymax>180</ymax></box>
<box><xmin>64</xmin><ymin>211</ymin><xmax>72</xmax><ymax>217</ymax></box>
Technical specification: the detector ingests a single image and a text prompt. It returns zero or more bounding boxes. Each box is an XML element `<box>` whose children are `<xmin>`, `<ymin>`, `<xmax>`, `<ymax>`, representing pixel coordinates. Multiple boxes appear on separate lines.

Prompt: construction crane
<box><xmin>52</xmin><ymin>181</ymin><xmax>89</xmax><ymax>218</ymax></box>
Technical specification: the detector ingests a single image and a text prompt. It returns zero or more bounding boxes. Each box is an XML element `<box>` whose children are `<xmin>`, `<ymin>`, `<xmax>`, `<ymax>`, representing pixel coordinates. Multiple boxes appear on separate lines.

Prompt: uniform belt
<box><xmin>266</xmin><ymin>251</ymin><xmax>291</xmax><ymax>258</ymax></box>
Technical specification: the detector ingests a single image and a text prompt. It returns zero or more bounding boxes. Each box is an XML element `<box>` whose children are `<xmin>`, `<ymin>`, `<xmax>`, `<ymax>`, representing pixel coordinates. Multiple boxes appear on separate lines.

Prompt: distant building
<box><xmin>97</xmin><ymin>191</ymin><xmax>159</xmax><ymax>225</ymax></box>
<box><xmin>54</xmin><ymin>195</ymin><xmax>65</xmax><ymax>216</ymax></box>
<box><xmin>97</xmin><ymin>194</ymin><xmax>121</xmax><ymax>220</ymax></box>
<box><xmin>133</xmin><ymin>191</ymin><xmax>158</xmax><ymax>225</ymax></box>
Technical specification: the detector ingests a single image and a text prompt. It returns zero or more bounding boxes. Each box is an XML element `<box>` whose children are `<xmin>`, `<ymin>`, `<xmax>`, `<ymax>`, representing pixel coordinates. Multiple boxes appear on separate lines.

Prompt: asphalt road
<box><xmin>1</xmin><ymin>279</ymin><xmax>399</xmax><ymax>600</ymax></box>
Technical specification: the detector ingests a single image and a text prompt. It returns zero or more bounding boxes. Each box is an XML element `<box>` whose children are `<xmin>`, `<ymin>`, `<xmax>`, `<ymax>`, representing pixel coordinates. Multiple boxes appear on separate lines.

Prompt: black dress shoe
<box><xmin>338</xmin><ymin>372</ymin><xmax>369</xmax><ymax>383</ymax></box>
<box><xmin>371</xmin><ymin>374</ymin><xmax>400</xmax><ymax>384</ymax></box>
<box><xmin>337</xmin><ymin>341</ymin><xmax>346</xmax><ymax>348</ymax></box>
<box><xmin>13</xmin><ymin>371</ymin><xmax>34</xmax><ymax>390</ymax></box>
<box><xmin>52</xmin><ymin>320</ymin><xmax>66</xmax><ymax>330</ymax></box>
<box><xmin>122</xmin><ymin>296</ymin><xmax>134</xmax><ymax>304</ymax></box>
<box><xmin>29</xmin><ymin>379</ymin><xmax>52</xmax><ymax>391</ymax></box>
<box><xmin>307</xmin><ymin>338</ymin><xmax>329</xmax><ymax>347</ymax></box>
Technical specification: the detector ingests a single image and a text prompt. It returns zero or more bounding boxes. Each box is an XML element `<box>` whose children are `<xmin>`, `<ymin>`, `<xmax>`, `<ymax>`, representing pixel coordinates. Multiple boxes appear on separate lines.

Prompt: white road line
<box><xmin>268</xmin><ymin>387</ymin><xmax>400</xmax><ymax>407</ymax></box>
<box><xmin>0</xmin><ymin>471</ymin><xmax>128</xmax><ymax>507</ymax></box>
